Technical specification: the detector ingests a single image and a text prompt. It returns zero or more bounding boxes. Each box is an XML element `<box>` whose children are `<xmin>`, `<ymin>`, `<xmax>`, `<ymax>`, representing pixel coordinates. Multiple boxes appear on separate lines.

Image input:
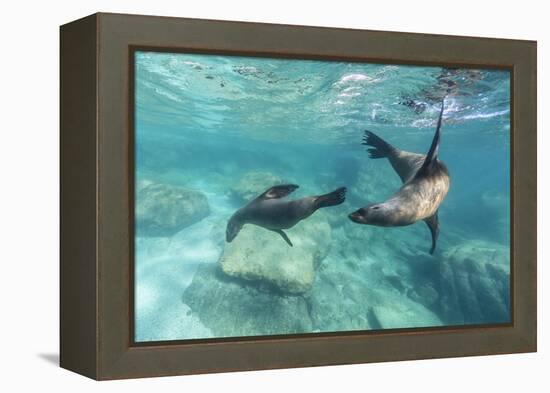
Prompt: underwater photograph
<box><xmin>133</xmin><ymin>50</ymin><xmax>511</xmax><ymax>342</ymax></box>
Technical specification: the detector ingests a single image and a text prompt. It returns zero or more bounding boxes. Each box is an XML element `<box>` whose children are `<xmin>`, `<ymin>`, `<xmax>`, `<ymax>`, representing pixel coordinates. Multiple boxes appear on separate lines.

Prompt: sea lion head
<box><xmin>348</xmin><ymin>204</ymin><xmax>388</xmax><ymax>225</ymax></box>
<box><xmin>226</xmin><ymin>216</ymin><xmax>244</xmax><ymax>243</ymax></box>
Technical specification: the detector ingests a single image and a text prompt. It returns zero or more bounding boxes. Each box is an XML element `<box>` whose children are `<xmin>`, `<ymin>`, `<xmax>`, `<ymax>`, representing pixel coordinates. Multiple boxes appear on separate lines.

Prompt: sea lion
<box><xmin>348</xmin><ymin>100</ymin><xmax>450</xmax><ymax>254</ymax></box>
<box><xmin>226</xmin><ymin>184</ymin><xmax>346</xmax><ymax>246</ymax></box>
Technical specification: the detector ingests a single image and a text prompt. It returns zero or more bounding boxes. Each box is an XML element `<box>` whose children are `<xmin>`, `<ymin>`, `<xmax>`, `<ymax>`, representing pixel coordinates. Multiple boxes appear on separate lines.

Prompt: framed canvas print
<box><xmin>60</xmin><ymin>13</ymin><xmax>537</xmax><ymax>380</ymax></box>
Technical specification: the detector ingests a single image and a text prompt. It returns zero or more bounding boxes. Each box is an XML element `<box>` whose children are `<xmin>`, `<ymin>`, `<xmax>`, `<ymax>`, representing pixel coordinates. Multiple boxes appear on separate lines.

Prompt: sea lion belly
<box><xmin>392</xmin><ymin>165</ymin><xmax>450</xmax><ymax>224</ymax></box>
<box><xmin>244</xmin><ymin>199</ymin><xmax>307</xmax><ymax>229</ymax></box>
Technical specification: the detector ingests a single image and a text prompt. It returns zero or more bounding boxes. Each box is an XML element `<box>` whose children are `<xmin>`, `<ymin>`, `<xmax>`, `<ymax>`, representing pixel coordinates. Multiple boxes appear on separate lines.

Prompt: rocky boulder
<box><xmin>437</xmin><ymin>240</ymin><xmax>510</xmax><ymax>325</ymax></box>
<box><xmin>136</xmin><ymin>182</ymin><xmax>210</xmax><ymax>237</ymax></box>
<box><xmin>182</xmin><ymin>263</ymin><xmax>313</xmax><ymax>338</ymax></box>
<box><xmin>219</xmin><ymin>212</ymin><xmax>331</xmax><ymax>294</ymax></box>
<box><xmin>308</xmin><ymin>252</ymin><xmax>442</xmax><ymax>332</ymax></box>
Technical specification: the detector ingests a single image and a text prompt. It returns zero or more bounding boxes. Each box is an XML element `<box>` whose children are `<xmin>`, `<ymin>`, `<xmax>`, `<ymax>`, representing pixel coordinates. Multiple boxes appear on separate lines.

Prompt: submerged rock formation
<box><xmin>219</xmin><ymin>212</ymin><xmax>332</xmax><ymax>294</ymax></box>
<box><xmin>182</xmin><ymin>263</ymin><xmax>313</xmax><ymax>337</ymax></box>
<box><xmin>393</xmin><ymin>237</ymin><xmax>511</xmax><ymax>326</ymax></box>
<box><xmin>436</xmin><ymin>240</ymin><xmax>510</xmax><ymax>325</ymax></box>
<box><xmin>181</xmin><ymin>211</ymin><xmax>332</xmax><ymax>337</ymax></box>
<box><xmin>136</xmin><ymin>182</ymin><xmax>210</xmax><ymax>237</ymax></box>
<box><xmin>308</xmin><ymin>252</ymin><xmax>442</xmax><ymax>332</ymax></box>
<box><xmin>229</xmin><ymin>171</ymin><xmax>284</xmax><ymax>203</ymax></box>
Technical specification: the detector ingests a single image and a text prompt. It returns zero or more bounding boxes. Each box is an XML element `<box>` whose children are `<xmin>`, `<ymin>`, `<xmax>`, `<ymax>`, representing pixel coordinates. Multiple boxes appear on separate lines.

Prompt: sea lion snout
<box><xmin>348</xmin><ymin>208</ymin><xmax>367</xmax><ymax>224</ymax></box>
<box><xmin>348</xmin><ymin>205</ymin><xmax>387</xmax><ymax>225</ymax></box>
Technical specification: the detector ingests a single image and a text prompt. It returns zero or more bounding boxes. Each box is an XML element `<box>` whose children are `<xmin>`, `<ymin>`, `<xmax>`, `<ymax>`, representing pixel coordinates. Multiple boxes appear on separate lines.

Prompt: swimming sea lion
<box><xmin>348</xmin><ymin>100</ymin><xmax>450</xmax><ymax>254</ymax></box>
<box><xmin>226</xmin><ymin>184</ymin><xmax>346</xmax><ymax>246</ymax></box>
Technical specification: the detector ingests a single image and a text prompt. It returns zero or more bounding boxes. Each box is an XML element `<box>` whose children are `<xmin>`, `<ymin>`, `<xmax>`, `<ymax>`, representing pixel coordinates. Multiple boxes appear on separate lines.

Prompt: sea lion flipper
<box><xmin>363</xmin><ymin>130</ymin><xmax>421</xmax><ymax>183</ymax></box>
<box><xmin>424</xmin><ymin>212</ymin><xmax>440</xmax><ymax>254</ymax></box>
<box><xmin>270</xmin><ymin>229</ymin><xmax>293</xmax><ymax>247</ymax></box>
<box><xmin>259</xmin><ymin>184</ymin><xmax>299</xmax><ymax>200</ymax></box>
<box><xmin>415</xmin><ymin>98</ymin><xmax>445</xmax><ymax>179</ymax></box>
<box><xmin>315</xmin><ymin>187</ymin><xmax>347</xmax><ymax>209</ymax></box>
<box><xmin>362</xmin><ymin>130</ymin><xmax>396</xmax><ymax>159</ymax></box>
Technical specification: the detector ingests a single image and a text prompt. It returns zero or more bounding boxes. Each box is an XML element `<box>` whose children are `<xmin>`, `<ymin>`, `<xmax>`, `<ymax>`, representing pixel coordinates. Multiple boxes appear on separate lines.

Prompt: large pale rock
<box><xmin>136</xmin><ymin>182</ymin><xmax>210</xmax><ymax>237</ymax></box>
<box><xmin>229</xmin><ymin>171</ymin><xmax>283</xmax><ymax>202</ymax></box>
<box><xmin>182</xmin><ymin>263</ymin><xmax>313</xmax><ymax>337</ymax></box>
<box><xmin>219</xmin><ymin>212</ymin><xmax>331</xmax><ymax>294</ymax></box>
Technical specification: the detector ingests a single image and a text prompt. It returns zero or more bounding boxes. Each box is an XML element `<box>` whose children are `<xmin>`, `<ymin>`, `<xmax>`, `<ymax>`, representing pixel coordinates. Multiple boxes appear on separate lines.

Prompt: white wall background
<box><xmin>0</xmin><ymin>0</ymin><xmax>546</xmax><ymax>391</ymax></box>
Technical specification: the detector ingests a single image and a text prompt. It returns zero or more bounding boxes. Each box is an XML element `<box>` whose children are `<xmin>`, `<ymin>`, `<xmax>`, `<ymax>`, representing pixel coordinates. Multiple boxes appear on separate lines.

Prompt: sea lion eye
<box><xmin>372</xmin><ymin>206</ymin><xmax>380</xmax><ymax>210</ymax></box>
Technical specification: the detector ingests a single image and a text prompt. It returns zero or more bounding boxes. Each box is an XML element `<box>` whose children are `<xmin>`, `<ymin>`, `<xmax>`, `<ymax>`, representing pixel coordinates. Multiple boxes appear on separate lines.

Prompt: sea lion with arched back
<box><xmin>226</xmin><ymin>184</ymin><xmax>346</xmax><ymax>246</ymax></box>
<box><xmin>348</xmin><ymin>100</ymin><xmax>450</xmax><ymax>254</ymax></box>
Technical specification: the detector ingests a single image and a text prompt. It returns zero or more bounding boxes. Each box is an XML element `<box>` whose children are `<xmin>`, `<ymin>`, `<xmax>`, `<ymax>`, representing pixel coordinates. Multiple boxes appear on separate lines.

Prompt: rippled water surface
<box><xmin>134</xmin><ymin>51</ymin><xmax>510</xmax><ymax>342</ymax></box>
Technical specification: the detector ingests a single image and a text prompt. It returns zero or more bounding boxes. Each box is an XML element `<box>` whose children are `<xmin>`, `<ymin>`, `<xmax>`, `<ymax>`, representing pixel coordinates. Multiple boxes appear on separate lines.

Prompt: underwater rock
<box><xmin>219</xmin><ymin>212</ymin><xmax>332</xmax><ymax>294</ymax></box>
<box><xmin>308</xmin><ymin>252</ymin><xmax>442</xmax><ymax>332</ymax></box>
<box><xmin>388</xmin><ymin>234</ymin><xmax>510</xmax><ymax>325</ymax></box>
<box><xmin>307</xmin><ymin>257</ymin><xmax>374</xmax><ymax>332</ymax></box>
<box><xmin>436</xmin><ymin>240</ymin><xmax>510</xmax><ymax>325</ymax></box>
<box><xmin>182</xmin><ymin>263</ymin><xmax>313</xmax><ymax>337</ymax></box>
<box><xmin>368</xmin><ymin>293</ymin><xmax>442</xmax><ymax>329</ymax></box>
<box><xmin>136</xmin><ymin>182</ymin><xmax>210</xmax><ymax>237</ymax></box>
<box><xmin>229</xmin><ymin>171</ymin><xmax>283</xmax><ymax>203</ymax></box>
<box><xmin>338</xmin><ymin>223</ymin><xmax>379</xmax><ymax>260</ymax></box>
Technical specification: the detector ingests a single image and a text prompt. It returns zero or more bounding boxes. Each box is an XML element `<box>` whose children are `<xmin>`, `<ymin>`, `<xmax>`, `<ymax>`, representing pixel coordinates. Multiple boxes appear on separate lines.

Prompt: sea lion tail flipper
<box><xmin>270</xmin><ymin>229</ymin><xmax>293</xmax><ymax>247</ymax></box>
<box><xmin>315</xmin><ymin>187</ymin><xmax>347</xmax><ymax>209</ymax></box>
<box><xmin>415</xmin><ymin>98</ymin><xmax>445</xmax><ymax>178</ymax></box>
<box><xmin>424</xmin><ymin>212</ymin><xmax>440</xmax><ymax>255</ymax></box>
<box><xmin>362</xmin><ymin>130</ymin><xmax>396</xmax><ymax>159</ymax></box>
<box><xmin>259</xmin><ymin>184</ymin><xmax>299</xmax><ymax>199</ymax></box>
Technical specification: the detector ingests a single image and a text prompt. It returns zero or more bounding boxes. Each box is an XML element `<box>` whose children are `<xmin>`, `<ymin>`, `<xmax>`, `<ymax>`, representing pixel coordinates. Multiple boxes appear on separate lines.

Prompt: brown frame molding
<box><xmin>60</xmin><ymin>12</ymin><xmax>537</xmax><ymax>380</ymax></box>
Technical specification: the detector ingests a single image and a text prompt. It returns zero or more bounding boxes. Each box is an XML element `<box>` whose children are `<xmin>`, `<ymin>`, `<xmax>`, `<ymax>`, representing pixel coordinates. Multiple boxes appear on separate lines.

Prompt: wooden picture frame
<box><xmin>60</xmin><ymin>12</ymin><xmax>537</xmax><ymax>380</ymax></box>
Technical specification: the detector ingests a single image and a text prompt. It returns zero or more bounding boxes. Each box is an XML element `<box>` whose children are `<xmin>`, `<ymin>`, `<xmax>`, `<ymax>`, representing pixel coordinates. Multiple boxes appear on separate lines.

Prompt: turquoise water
<box><xmin>134</xmin><ymin>51</ymin><xmax>511</xmax><ymax>342</ymax></box>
